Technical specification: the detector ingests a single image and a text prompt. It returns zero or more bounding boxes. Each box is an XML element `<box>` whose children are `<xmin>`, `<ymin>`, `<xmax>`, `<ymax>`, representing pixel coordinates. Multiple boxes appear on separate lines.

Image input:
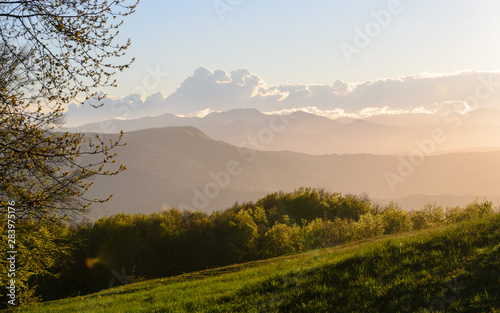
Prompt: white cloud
<box><xmin>182</xmin><ymin>108</ymin><xmax>217</xmax><ymax>118</ymax></box>
<box><xmin>65</xmin><ymin>91</ymin><xmax>169</xmax><ymax>126</ymax></box>
<box><xmin>411</xmin><ymin>107</ymin><xmax>435</xmax><ymax>115</ymax></box>
<box><xmin>65</xmin><ymin>68</ymin><xmax>500</xmax><ymax>126</ymax></box>
<box><xmin>264</xmin><ymin>107</ymin><xmax>355</xmax><ymax>119</ymax></box>
<box><xmin>426</xmin><ymin>101</ymin><xmax>473</xmax><ymax>115</ymax></box>
<box><xmin>265</xmin><ymin>106</ymin><xmax>407</xmax><ymax>120</ymax></box>
<box><xmin>358</xmin><ymin>106</ymin><xmax>406</xmax><ymax>118</ymax></box>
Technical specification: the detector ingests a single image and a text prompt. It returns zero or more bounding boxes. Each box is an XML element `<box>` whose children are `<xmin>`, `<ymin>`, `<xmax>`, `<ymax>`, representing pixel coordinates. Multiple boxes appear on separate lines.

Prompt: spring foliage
<box><xmin>0</xmin><ymin>0</ymin><xmax>138</xmax><ymax>306</ymax></box>
<box><xmin>35</xmin><ymin>188</ymin><xmax>496</xmax><ymax>302</ymax></box>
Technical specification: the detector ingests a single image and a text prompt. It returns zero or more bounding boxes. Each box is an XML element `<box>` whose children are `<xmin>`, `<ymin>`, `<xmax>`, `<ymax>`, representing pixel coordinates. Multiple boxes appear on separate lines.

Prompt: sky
<box><xmin>65</xmin><ymin>1</ymin><xmax>500</xmax><ymax>126</ymax></box>
<box><xmin>105</xmin><ymin>0</ymin><xmax>500</xmax><ymax>99</ymax></box>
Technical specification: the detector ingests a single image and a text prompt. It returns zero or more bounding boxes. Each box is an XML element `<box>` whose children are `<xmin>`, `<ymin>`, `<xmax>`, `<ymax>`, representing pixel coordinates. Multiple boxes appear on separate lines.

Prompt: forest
<box><xmin>6</xmin><ymin>187</ymin><xmax>493</xmax><ymax>305</ymax></box>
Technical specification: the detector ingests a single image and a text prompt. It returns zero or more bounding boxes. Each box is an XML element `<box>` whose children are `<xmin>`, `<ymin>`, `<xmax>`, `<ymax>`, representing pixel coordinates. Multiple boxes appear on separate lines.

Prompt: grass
<box><xmin>15</xmin><ymin>214</ymin><xmax>500</xmax><ymax>312</ymax></box>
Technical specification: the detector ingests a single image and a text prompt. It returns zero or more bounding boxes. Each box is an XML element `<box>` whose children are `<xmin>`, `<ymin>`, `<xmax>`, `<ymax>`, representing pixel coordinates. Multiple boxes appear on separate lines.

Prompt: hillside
<box><xmin>86</xmin><ymin>126</ymin><xmax>500</xmax><ymax>217</ymax></box>
<box><xmin>23</xmin><ymin>214</ymin><xmax>500</xmax><ymax>312</ymax></box>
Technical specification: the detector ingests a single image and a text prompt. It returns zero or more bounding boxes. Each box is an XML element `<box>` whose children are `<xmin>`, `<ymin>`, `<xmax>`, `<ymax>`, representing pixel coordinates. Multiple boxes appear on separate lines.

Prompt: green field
<box><xmin>17</xmin><ymin>214</ymin><xmax>500</xmax><ymax>312</ymax></box>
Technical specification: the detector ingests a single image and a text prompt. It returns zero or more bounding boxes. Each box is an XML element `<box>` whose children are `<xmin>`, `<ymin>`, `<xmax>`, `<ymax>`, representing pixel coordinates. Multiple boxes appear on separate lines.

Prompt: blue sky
<box><xmin>107</xmin><ymin>0</ymin><xmax>500</xmax><ymax>99</ymax></box>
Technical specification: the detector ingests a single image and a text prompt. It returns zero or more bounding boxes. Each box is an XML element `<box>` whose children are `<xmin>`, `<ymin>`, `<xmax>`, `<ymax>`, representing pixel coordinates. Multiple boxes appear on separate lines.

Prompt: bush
<box><xmin>382</xmin><ymin>203</ymin><xmax>411</xmax><ymax>234</ymax></box>
<box><xmin>262</xmin><ymin>223</ymin><xmax>302</xmax><ymax>257</ymax></box>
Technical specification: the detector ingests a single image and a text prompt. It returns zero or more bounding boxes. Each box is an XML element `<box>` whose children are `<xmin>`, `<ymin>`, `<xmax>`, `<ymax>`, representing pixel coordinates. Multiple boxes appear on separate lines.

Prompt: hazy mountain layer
<box><xmin>71</xmin><ymin>107</ymin><xmax>500</xmax><ymax>156</ymax></box>
<box><xmin>86</xmin><ymin>126</ymin><xmax>500</xmax><ymax>218</ymax></box>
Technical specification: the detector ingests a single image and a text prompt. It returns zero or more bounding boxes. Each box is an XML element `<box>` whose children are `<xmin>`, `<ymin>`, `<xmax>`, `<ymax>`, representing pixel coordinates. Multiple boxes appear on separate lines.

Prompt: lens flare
<box><xmin>85</xmin><ymin>257</ymin><xmax>100</xmax><ymax>269</ymax></box>
<box><xmin>435</xmin><ymin>83</ymin><xmax>449</xmax><ymax>98</ymax></box>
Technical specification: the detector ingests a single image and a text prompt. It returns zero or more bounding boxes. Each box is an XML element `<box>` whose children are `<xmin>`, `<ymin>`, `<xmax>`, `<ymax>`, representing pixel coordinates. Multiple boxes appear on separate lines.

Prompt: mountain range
<box><xmin>70</xmin><ymin>107</ymin><xmax>500</xmax><ymax>156</ymax></box>
<box><xmin>84</xmin><ymin>126</ymin><xmax>500</xmax><ymax>219</ymax></box>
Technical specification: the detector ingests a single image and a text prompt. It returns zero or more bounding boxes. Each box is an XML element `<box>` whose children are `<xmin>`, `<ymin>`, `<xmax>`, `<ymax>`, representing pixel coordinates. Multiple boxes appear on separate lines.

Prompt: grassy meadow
<box><xmin>15</xmin><ymin>214</ymin><xmax>500</xmax><ymax>313</ymax></box>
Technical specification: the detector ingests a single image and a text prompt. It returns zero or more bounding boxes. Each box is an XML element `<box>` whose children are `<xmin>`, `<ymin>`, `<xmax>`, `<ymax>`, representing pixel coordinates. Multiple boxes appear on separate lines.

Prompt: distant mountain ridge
<box><xmin>85</xmin><ymin>126</ymin><xmax>500</xmax><ymax>218</ymax></box>
<box><xmin>69</xmin><ymin>107</ymin><xmax>500</xmax><ymax>155</ymax></box>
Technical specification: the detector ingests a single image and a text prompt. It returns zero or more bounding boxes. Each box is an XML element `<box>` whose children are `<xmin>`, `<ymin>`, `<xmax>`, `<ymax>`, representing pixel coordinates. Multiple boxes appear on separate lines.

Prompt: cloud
<box><xmin>264</xmin><ymin>106</ymin><xmax>407</xmax><ymax>120</ymax></box>
<box><xmin>65</xmin><ymin>68</ymin><xmax>500</xmax><ymax>126</ymax></box>
<box><xmin>182</xmin><ymin>108</ymin><xmax>216</xmax><ymax>118</ymax></box>
<box><xmin>426</xmin><ymin>101</ymin><xmax>473</xmax><ymax>115</ymax></box>
<box><xmin>264</xmin><ymin>107</ymin><xmax>355</xmax><ymax>119</ymax></box>
<box><xmin>162</xmin><ymin>68</ymin><xmax>500</xmax><ymax>114</ymax></box>
<box><xmin>65</xmin><ymin>91</ymin><xmax>169</xmax><ymax>126</ymax></box>
<box><xmin>164</xmin><ymin>67</ymin><xmax>268</xmax><ymax>114</ymax></box>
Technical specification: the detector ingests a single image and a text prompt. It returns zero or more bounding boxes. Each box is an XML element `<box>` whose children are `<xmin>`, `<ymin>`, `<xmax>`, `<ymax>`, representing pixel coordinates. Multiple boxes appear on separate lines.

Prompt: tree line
<box><xmin>22</xmin><ymin>188</ymin><xmax>496</xmax><ymax>304</ymax></box>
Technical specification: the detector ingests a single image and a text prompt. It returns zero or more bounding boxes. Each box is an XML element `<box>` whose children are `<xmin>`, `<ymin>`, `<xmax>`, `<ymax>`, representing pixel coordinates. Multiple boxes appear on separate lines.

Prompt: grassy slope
<box><xmin>20</xmin><ymin>215</ymin><xmax>500</xmax><ymax>313</ymax></box>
